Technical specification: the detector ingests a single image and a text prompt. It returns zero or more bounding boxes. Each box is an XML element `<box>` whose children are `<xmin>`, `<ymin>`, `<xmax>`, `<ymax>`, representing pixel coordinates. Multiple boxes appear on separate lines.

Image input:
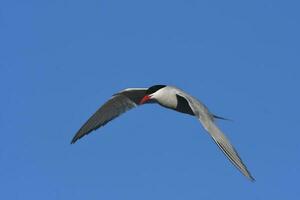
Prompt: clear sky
<box><xmin>1</xmin><ymin>0</ymin><xmax>300</xmax><ymax>199</ymax></box>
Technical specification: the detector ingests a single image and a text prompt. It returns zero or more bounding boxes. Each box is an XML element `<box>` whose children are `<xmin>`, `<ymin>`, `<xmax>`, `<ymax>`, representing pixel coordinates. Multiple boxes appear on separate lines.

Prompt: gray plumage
<box><xmin>160</xmin><ymin>86</ymin><xmax>255</xmax><ymax>181</ymax></box>
<box><xmin>71</xmin><ymin>85</ymin><xmax>254</xmax><ymax>181</ymax></box>
<box><xmin>71</xmin><ymin>88</ymin><xmax>147</xmax><ymax>144</ymax></box>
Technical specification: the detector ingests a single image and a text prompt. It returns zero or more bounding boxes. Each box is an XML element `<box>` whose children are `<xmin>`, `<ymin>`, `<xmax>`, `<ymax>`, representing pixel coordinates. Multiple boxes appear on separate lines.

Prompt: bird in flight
<box><xmin>71</xmin><ymin>85</ymin><xmax>254</xmax><ymax>181</ymax></box>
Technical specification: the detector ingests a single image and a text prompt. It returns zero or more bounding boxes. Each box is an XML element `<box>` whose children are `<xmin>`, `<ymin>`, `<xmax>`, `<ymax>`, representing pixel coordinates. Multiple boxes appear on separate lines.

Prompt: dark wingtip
<box><xmin>70</xmin><ymin>132</ymin><xmax>82</xmax><ymax>144</ymax></box>
<box><xmin>248</xmin><ymin>174</ymin><xmax>256</xmax><ymax>182</ymax></box>
<box><xmin>70</xmin><ymin>137</ymin><xmax>77</xmax><ymax>144</ymax></box>
<box><xmin>243</xmin><ymin>166</ymin><xmax>255</xmax><ymax>182</ymax></box>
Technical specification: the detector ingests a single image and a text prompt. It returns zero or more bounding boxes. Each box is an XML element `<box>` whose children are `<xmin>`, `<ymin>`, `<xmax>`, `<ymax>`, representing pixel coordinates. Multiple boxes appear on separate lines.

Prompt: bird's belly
<box><xmin>157</xmin><ymin>97</ymin><xmax>177</xmax><ymax>110</ymax></box>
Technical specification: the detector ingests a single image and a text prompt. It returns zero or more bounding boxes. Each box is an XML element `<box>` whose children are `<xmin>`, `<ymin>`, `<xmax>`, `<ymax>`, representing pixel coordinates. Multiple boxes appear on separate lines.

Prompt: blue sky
<box><xmin>1</xmin><ymin>0</ymin><xmax>300</xmax><ymax>199</ymax></box>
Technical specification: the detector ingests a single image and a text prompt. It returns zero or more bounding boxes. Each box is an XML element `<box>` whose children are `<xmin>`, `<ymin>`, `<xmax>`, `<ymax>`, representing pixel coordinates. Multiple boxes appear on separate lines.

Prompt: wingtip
<box><xmin>243</xmin><ymin>168</ymin><xmax>255</xmax><ymax>182</ymax></box>
<box><xmin>248</xmin><ymin>174</ymin><xmax>256</xmax><ymax>182</ymax></box>
<box><xmin>71</xmin><ymin>129</ymin><xmax>85</xmax><ymax>144</ymax></box>
<box><xmin>70</xmin><ymin>137</ymin><xmax>78</xmax><ymax>144</ymax></box>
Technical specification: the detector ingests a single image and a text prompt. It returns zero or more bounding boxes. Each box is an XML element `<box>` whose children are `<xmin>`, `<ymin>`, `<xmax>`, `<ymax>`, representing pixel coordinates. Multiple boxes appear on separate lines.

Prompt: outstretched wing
<box><xmin>178</xmin><ymin>91</ymin><xmax>254</xmax><ymax>181</ymax></box>
<box><xmin>200</xmin><ymin>116</ymin><xmax>255</xmax><ymax>181</ymax></box>
<box><xmin>71</xmin><ymin>88</ymin><xmax>147</xmax><ymax>144</ymax></box>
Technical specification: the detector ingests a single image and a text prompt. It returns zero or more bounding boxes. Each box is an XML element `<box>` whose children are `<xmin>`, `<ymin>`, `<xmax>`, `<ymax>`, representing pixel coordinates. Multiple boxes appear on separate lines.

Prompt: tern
<box><xmin>71</xmin><ymin>85</ymin><xmax>254</xmax><ymax>181</ymax></box>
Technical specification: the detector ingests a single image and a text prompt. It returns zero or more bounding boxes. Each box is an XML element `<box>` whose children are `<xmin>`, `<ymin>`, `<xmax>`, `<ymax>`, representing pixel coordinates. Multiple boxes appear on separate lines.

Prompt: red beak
<box><xmin>140</xmin><ymin>95</ymin><xmax>151</xmax><ymax>104</ymax></box>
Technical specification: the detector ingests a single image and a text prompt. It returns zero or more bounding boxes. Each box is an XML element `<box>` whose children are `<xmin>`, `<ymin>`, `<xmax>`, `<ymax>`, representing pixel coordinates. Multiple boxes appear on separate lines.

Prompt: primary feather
<box><xmin>71</xmin><ymin>88</ymin><xmax>146</xmax><ymax>144</ymax></box>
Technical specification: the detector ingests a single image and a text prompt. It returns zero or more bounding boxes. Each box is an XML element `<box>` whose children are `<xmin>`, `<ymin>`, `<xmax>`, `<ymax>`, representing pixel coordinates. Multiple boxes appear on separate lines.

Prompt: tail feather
<box><xmin>213</xmin><ymin>114</ymin><xmax>232</xmax><ymax>121</ymax></box>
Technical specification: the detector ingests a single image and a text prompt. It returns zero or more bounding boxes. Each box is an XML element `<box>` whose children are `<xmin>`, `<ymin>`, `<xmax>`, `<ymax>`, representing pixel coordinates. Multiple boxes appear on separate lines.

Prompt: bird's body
<box><xmin>71</xmin><ymin>85</ymin><xmax>254</xmax><ymax>181</ymax></box>
<box><xmin>153</xmin><ymin>86</ymin><xmax>210</xmax><ymax>117</ymax></box>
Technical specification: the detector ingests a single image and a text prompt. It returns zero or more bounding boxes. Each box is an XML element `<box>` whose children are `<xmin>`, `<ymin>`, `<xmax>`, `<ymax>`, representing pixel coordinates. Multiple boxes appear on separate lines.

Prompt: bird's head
<box><xmin>139</xmin><ymin>85</ymin><xmax>166</xmax><ymax>104</ymax></box>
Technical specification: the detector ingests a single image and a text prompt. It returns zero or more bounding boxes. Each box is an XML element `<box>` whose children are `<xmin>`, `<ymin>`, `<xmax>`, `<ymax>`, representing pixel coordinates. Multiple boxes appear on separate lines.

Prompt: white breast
<box><xmin>151</xmin><ymin>86</ymin><xmax>178</xmax><ymax>109</ymax></box>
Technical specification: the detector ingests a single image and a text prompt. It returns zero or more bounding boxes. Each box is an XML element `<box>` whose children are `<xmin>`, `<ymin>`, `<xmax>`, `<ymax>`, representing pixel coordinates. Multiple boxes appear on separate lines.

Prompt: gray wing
<box><xmin>71</xmin><ymin>88</ymin><xmax>147</xmax><ymax>144</ymax></box>
<box><xmin>200</xmin><ymin>117</ymin><xmax>255</xmax><ymax>181</ymax></box>
<box><xmin>181</xmin><ymin>93</ymin><xmax>254</xmax><ymax>181</ymax></box>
